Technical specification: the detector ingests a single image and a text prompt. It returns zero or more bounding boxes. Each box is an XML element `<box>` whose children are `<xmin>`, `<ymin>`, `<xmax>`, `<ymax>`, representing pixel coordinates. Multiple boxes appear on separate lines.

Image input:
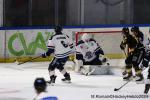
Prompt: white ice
<box><xmin>0</xmin><ymin>59</ymin><xmax>150</xmax><ymax>100</ymax></box>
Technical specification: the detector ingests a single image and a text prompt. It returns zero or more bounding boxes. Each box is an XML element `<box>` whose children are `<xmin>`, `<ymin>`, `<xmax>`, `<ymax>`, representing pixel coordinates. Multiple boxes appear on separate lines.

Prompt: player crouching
<box><xmin>75</xmin><ymin>33</ymin><xmax>110</xmax><ymax>76</ymax></box>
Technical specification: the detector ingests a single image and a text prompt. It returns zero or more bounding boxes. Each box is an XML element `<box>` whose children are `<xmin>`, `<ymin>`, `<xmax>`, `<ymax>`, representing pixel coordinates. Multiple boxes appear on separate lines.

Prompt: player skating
<box><xmin>120</xmin><ymin>27</ymin><xmax>144</xmax><ymax>84</ymax></box>
<box><xmin>75</xmin><ymin>33</ymin><xmax>110</xmax><ymax>75</ymax></box>
<box><xmin>140</xmin><ymin>45</ymin><xmax>150</xmax><ymax>94</ymax></box>
<box><xmin>133</xmin><ymin>27</ymin><xmax>150</xmax><ymax>93</ymax></box>
<box><xmin>42</xmin><ymin>25</ymin><xmax>73</xmax><ymax>85</ymax></box>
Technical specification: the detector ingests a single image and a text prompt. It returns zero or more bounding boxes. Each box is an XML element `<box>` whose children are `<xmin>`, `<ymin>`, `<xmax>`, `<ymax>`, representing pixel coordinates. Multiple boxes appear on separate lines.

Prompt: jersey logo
<box><xmin>61</xmin><ymin>41</ymin><xmax>69</xmax><ymax>48</ymax></box>
<box><xmin>85</xmin><ymin>51</ymin><xmax>93</xmax><ymax>59</ymax></box>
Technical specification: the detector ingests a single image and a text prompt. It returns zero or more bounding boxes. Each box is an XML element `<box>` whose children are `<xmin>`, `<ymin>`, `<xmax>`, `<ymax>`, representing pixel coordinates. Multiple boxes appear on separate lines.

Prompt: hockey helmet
<box><xmin>55</xmin><ymin>25</ymin><xmax>62</xmax><ymax>33</ymax></box>
<box><xmin>81</xmin><ymin>33</ymin><xmax>91</xmax><ymax>42</ymax></box>
<box><xmin>131</xmin><ymin>26</ymin><xmax>139</xmax><ymax>32</ymax></box>
<box><xmin>122</xmin><ymin>27</ymin><xmax>129</xmax><ymax>34</ymax></box>
<box><xmin>34</xmin><ymin>77</ymin><xmax>47</xmax><ymax>92</ymax></box>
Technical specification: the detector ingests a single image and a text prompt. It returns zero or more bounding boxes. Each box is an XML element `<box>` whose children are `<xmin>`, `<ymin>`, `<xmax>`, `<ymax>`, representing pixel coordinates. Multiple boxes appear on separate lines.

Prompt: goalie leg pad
<box><xmin>75</xmin><ymin>60</ymin><xmax>83</xmax><ymax>72</ymax></box>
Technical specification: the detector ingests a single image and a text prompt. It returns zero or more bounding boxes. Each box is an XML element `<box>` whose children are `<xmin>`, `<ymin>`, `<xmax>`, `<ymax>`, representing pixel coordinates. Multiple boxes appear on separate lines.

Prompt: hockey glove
<box><xmin>99</xmin><ymin>54</ymin><xmax>109</xmax><ymax>65</ymax></box>
<box><xmin>120</xmin><ymin>42</ymin><xmax>125</xmax><ymax>50</ymax></box>
<box><xmin>139</xmin><ymin>63</ymin><xmax>147</xmax><ymax>71</ymax></box>
<box><xmin>41</xmin><ymin>53</ymin><xmax>46</xmax><ymax>58</ymax></box>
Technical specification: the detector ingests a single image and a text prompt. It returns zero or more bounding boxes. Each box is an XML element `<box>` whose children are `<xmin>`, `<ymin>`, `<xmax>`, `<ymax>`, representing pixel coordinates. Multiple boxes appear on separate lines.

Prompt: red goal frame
<box><xmin>75</xmin><ymin>31</ymin><xmax>122</xmax><ymax>45</ymax></box>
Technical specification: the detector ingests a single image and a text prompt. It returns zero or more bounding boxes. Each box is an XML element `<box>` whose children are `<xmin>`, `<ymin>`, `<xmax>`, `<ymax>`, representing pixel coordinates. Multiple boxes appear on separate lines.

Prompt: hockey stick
<box><xmin>114</xmin><ymin>49</ymin><xmax>129</xmax><ymax>91</ymax></box>
<box><xmin>123</xmin><ymin>49</ymin><xmax>127</xmax><ymax>57</ymax></box>
<box><xmin>114</xmin><ymin>67</ymin><xmax>147</xmax><ymax>92</ymax></box>
<box><xmin>114</xmin><ymin>80</ymin><xmax>130</xmax><ymax>91</ymax></box>
<box><xmin>17</xmin><ymin>55</ymin><xmax>41</xmax><ymax>65</ymax></box>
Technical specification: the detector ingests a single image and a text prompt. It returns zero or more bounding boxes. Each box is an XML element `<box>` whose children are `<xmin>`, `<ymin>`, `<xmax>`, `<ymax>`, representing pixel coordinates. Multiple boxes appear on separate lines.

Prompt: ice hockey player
<box><xmin>120</xmin><ymin>27</ymin><xmax>145</xmax><ymax>84</ymax></box>
<box><xmin>140</xmin><ymin>45</ymin><xmax>150</xmax><ymax>94</ymax></box>
<box><xmin>33</xmin><ymin>77</ymin><xmax>58</xmax><ymax>100</ymax></box>
<box><xmin>131</xmin><ymin>26</ymin><xmax>144</xmax><ymax>44</ymax></box>
<box><xmin>133</xmin><ymin>27</ymin><xmax>150</xmax><ymax>93</ymax></box>
<box><xmin>75</xmin><ymin>33</ymin><xmax>109</xmax><ymax>75</ymax></box>
<box><xmin>41</xmin><ymin>25</ymin><xmax>73</xmax><ymax>85</ymax></box>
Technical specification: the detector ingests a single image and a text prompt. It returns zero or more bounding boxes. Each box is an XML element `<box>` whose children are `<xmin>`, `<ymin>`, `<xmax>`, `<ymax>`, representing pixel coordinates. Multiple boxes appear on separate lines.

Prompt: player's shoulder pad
<box><xmin>49</xmin><ymin>34</ymin><xmax>59</xmax><ymax>40</ymax></box>
<box><xmin>89</xmin><ymin>38</ymin><xmax>96</xmax><ymax>42</ymax></box>
<box><xmin>77</xmin><ymin>40</ymin><xmax>84</xmax><ymax>45</ymax></box>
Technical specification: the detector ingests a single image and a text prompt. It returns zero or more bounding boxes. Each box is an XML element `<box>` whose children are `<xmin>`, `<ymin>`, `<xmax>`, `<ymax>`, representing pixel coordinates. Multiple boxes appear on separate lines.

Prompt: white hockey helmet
<box><xmin>81</xmin><ymin>33</ymin><xmax>91</xmax><ymax>42</ymax></box>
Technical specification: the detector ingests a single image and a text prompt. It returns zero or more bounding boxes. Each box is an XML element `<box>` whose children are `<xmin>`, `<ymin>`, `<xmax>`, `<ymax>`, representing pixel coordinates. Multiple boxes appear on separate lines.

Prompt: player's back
<box><xmin>51</xmin><ymin>34</ymin><xmax>73</xmax><ymax>58</ymax></box>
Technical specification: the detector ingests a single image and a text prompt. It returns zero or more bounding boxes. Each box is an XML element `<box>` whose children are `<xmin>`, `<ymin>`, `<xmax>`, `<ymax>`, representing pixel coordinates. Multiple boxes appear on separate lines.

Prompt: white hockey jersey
<box><xmin>76</xmin><ymin>39</ymin><xmax>103</xmax><ymax>62</ymax></box>
<box><xmin>47</xmin><ymin>34</ymin><xmax>73</xmax><ymax>58</ymax></box>
<box><xmin>143</xmin><ymin>34</ymin><xmax>150</xmax><ymax>52</ymax></box>
<box><xmin>33</xmin><ymin>92</ymin><xmax>57</xmax><ymax>100</ymax></box>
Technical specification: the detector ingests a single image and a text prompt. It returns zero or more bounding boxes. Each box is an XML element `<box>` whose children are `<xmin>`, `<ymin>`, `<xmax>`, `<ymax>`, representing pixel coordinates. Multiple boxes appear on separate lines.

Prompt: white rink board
<box><xmin>0</xmin><ymin>30</ymin><xmax>4</xmax><ymax>57</ymax></box>
<box><xmin>0</xmin><ymin>27</ymin><xmax>150</xmax><ymax>58</ymax></box>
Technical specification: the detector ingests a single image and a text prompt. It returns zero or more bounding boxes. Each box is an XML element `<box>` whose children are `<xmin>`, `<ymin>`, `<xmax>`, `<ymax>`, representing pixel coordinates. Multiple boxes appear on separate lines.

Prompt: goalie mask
<box><xmin>81</xmin><ymin>33</ymin><xmax>91</xmax><ymax>42</ymax></box>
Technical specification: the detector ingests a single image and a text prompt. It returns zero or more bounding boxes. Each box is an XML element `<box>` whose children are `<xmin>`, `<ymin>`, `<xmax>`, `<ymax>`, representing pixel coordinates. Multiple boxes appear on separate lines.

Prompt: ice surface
<box><xmin>0</xmin><ymin>60</ymin><xmax>149</xmax><ymax>100</ymax></box>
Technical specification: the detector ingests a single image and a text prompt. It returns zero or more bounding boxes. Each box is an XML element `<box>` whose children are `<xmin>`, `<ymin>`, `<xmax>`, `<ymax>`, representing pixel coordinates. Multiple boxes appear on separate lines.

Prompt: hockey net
<box><xmin>75</xmin><ymin>31</ymin><xmax>123</xmax><ymax>59</ymax></box>
<box><xmin>69</xmin><ymin>30</ymin><xmax>125</xmax><ymax>74</ymax></box>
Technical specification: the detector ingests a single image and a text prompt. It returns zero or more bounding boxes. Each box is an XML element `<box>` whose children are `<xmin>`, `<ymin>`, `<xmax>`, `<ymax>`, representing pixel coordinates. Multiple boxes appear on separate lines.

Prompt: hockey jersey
<box><xmin>76</xmin><ymin>39</ymin><xmax>104</xmax><ymax>62</ymax></box>
<box><xmin>33</xmin><ymin>92</ymin><xmax>57</xmax><ymax>100</ymax></box>
<box><xmin>46</xmin><ymin>34</ymin><xmax>73</xmax><ymax>58</ymax></box>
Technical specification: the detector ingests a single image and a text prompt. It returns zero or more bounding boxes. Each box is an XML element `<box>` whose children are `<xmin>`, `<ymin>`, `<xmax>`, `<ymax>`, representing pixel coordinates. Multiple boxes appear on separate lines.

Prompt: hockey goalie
<box><xmin>75</xmin><ymin>33</ymin><xmax>111</xmax><ymax>76</ymax></box>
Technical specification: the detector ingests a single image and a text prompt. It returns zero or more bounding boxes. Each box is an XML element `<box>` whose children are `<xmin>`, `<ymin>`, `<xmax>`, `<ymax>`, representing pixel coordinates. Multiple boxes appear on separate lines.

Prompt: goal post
<box><xmin>75</xmin><ymin>30</ymin><xmax>124</xmax><ymax>59</ymax></box>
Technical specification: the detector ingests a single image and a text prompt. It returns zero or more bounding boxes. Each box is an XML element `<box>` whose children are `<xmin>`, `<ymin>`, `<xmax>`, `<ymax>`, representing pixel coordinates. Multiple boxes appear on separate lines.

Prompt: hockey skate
<box><xmin>123</xmin><ymin>72</ymin><xmax>133</xmax><ymax>81</ymax></box>
<box><xmin>79</xmin><ymin>65</ymin><xmax>95</xmax><ymax>76</ymax></box>
<box><xmin>79</xmin><ymin>66</ymin><xmax>84</xmax><ymax>72</ymax></box>
<box><xmin>47</xmin><ymin>75</ymin><xmax>57</xmax><ymax>86</ymax></box>
<box><xmin>62</xmin><ymin>73</ymin><xmax>71</xmax><ymax>83</ymax></box>
<box><xmin>135</xmin><ymin>74</ymin><xmax>144</xmax><ymax>84</ymax></box>
<box><xmin>85</xmin><ymin>68</ymin><xmax>96</xmax><ymax>76</ymax></box>
<box><xmin>144</xmin><ymin>84</ymin><xmax>150</xmax><ymax>94</ymax></box>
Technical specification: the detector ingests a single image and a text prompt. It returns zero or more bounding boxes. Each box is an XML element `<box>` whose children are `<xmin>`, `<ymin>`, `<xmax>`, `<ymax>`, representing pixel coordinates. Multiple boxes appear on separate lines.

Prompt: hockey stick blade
<box><xmin>114</xmin><ymin>88</ymin><xmax>119</xmax><ymax>91</ymax></box>
<box><xmin>114</xmin><ymin>81</ymin><xmax>130</xmax><ymax>92</ymax></box>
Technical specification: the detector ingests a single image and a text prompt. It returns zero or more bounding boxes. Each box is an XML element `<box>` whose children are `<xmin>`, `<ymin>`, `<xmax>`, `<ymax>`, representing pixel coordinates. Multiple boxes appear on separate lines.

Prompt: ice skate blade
<box><xmin>135</xmin><ymin>80</ymin><xmax>144</xmax><ymax>84</ymax></box>
<box><xmin>46</xmin><ymin>81</ymin><xmax>55</xmax><ymax>86</ymax></box>
<box><xmin>144</xmin><ymin>89</ymin><xmax>149</xmax><ymax>94</ymax></box>
<box><xmin>123</xmin><ymin>78</ymin><xmax>133</xmax><ymax>81</ymax></box>
<box><xmin>85</xmin><ymin>68</ymin><xmax>95</xmax><ymax>76</ymax></box>
<box><xmin>62</xmin><ymin>80</ymin><xmax>71</xmax><ymax>83</ymax></box>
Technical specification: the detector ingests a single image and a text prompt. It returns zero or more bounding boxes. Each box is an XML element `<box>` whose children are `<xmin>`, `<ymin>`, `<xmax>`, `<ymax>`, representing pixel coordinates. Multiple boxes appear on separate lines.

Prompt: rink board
<box><xmin>0</xmin><ymin>26</ymin><xmax>150</xmax><ymax>62</ymax></box>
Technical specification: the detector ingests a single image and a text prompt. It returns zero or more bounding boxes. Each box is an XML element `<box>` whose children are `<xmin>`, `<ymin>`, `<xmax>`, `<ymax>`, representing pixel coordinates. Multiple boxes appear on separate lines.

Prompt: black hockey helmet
<box><xmin>131</xmin><ymin>26</ymin><xmax>139</xmax><ymax>32</ymax></box>
<box><xmin>34</xmin><ymin>77</ymin><xmax>47</xmax><ymax>92</ymax></box>
<box><xmin>54</xmin><ymin>25</ymin><xmax>63</xmax><ymax>33</ymax></box>
<box><xmin>122</xmin><ymin>27</ymin><xmax>129</xmax><ymax>34</ymax></box>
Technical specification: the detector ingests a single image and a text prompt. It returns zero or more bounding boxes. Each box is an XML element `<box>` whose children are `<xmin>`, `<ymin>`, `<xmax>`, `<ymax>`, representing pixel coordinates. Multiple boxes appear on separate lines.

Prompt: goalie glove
<box><xmin>99</xmin><ymin>54</ymin><xmax>109</xmax><ymax>65</ymax></box>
